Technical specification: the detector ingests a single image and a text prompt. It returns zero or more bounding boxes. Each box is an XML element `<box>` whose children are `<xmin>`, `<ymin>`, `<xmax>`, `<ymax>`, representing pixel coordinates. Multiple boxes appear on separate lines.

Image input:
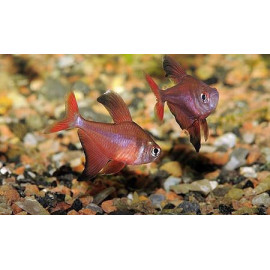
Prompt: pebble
<box><xmin>86</xmin><ymin>203</ymin><xmax>103</xmax><ymax>214</ymax></box>
<box><xmin>171</xmin><ymin>179</ymin><xmax>218</xmax><ymax>196</ymax></box>
<box><xmin>262</xmin><ymin>148</ymin><xmax>270</xmax><ymax>163</ymax></box>
<box><xmin>200</xmin><ymin>145</ymin><xmax>217</xmax><ymax>153</ymax></box>
<box><xmin>189</xmin><ymin>180</ymin><xmax>218</xmax><ymax>196</ymax></box>
<box><xmin>224</xmin><ymin>148</ymin><xmax>249</xmax><ymax>171</ymax></box>
<box><xmin>93</xmin><ymin>187</ymin><xmax>116</xmax><ymax>205</ymax></box>
<box><xmin>0</xmin><ymin>202</ymin><xmax>12</xmax><ymax>215</ymax></box>
<box><xmin>72</xmin><ymin>81</ymin><xmax>90</xmax><ymax>94</ymax></box>
<box><xmin>242</xmin><ymin>133</ymin><xmax>255</xmax><ymax>144</ymax></box>
<box><xmin>240</xmin><ymin>167</ymin><xmax>257</xmax><ymax>178</ymax></box>
<box><xmin>149</xmin><ymin>194</ymin><xmax>166</xmax><ymax>208</ymax></box>
<box><xmin>214</xmin><ymin>132</ymin><xmax>237</xmax><ymax>149</ymax></box>
<box><xmin>16</xmin><ymin>197</ymin><xmax>49</xmax><ymax>215</ymax></box>
<box><xmin>163</xmin><ymin>176</ymin><xmax>181</xmax><ymax>191</ymax></box>
<box><xmin>171</xmin><ymin>184</ymin><xmax>191</xmax><ymax>194</ymax></box>
<box><xmin>79</xmin><ymin>209</ymin><xmax>96</xmax><ymax>215</ymax></box>
<box><xmin>218</xmin><ymin>204</ymin><xmax>233</xmax><ymax>215</ymax></box>
<box><xmin>101</xmin><ymin>200</ymin><xmax>117</xmax><ymax>213</ymax></box>
<box><xmin>252</xmin><ymin>193</ymin><xmax>270</xmax><ymax>207</ymax></box>
<box><xmin>226</xmin><ymin>188</ymin><xmax>244</xmax><ymax>200</ymax></box>
<box><xmin>26</xmin><ymin>115</ymin><xmax>44</xmax><ymax>131</ymax></box>
<box><xmin>42</xmin><ymin>78</ymin><xmax>69</xmax><ymax>100</ymax></box>
<box><xmin>23</xmin><ymin>133</ymin><xmax>38</xmax><ymax>146</ymax></box>
<box><xmin>70</xmin><ymin>158</ymin><xmax>82</xmax><ymax>168</ymax></box>
<box><xmin>24</xmin><ymin>184</ymin><xmax>39</xmax><ymax>196</ymax></box>
<box><xmin>160</xmin><ymin>161</ymin><xmax>182</xmax><ymax>177</ymax></box>
<box><xmin>177</xmin><ymin>201</ymin><xmax>201</xmax><ymax>214</ymax></box>
<box><xmin>254</xmin><ymin>176</ymin><xmax>270</xmax><ymax>195</ymax></box>
<box><xmin>0</xmin><ymin>166</ymin><xmax>11</xmax><ymax>175</ymax></box>
<box><xmin>58</xmin><ymin>55</ymin><xmax>74</xmax><ymax>68</ymax></box>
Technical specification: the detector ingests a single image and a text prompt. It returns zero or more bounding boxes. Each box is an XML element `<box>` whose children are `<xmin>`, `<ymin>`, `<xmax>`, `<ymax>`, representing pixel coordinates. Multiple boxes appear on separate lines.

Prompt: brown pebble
<box><xmin>17</xmin><ymin>211</ymin><xmax>28</xmax><ymax>215</ymax></box>
<box><xmin>11</xmin><ymin>203</ymin><xmax>23</xmax><ymax>214</ymax></box>
<box><xmin>204</xmin><ymin>152</ymin><xmax>229</xmax><ymax>166</ymax></box>
<box><xmin>78</xmin><ymin>208</ymin><xmax>96</xmax><ymax>215</ymax></box>
<box><xmin>246</xmin><ymin>150</ymin><xmax>261</xmax><ymax>165</ymax></box>
<box><xmin>51</xmin><ymin>202</ymin><xmax>71</xmax><ymax>213</ymax></box>
<box><xmin>205</xmin><ymin>170</ymin><xmax>220</xmax><ymax>180</ymax></box>
<box><xmin>67</xmin><ymin>210</ymin><xmax>79</xmax><ymax>215</ymax></box>
<box><xmin>14</xmin><ymin>166</ymin><xmax>25</xmax><ymax>175</ymax></box>
<box><xmin>25</xmin><ymin>184</ymin><xmax>40</xmax><ymax>196</ymax></box>
<box><xmin>101</xmin><ymin>200</ymin><xmax>117</xmax><ymax>213</ymax></box>
<box><xmin>0</xmin><ymin>186</ymin><xmax>20</xmax><ymax>204</ymax></box>
<box><xmin>80</xmin><ymin>196</ymin><xmax>93</xmax><ymax>207</ymax></box>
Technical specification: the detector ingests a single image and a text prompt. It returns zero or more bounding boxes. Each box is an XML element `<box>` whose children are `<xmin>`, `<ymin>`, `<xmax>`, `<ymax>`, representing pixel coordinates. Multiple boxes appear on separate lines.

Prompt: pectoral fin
<box><xmin>77</xmin><ymin>130</ymin><xmax>109</xmax><ymax>181</ymax></box>
<box><xmin>97</xmin><ymin>90</ymin><xmax>132</xmax><ymax>123</ymax></box>
<box><xmin>101</xmin><ymin>160</ymin><xmax>125</xmax><ymax>175</ymax></box>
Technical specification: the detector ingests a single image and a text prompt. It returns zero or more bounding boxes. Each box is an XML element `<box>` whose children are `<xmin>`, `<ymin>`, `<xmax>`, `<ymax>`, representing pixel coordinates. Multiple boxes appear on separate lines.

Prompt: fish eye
<box><xmin>201</xmin><ymin>92</ymin><xmax>209</xmax><ymax>103</ymax></box>
<box><xmin>151</xmin><ymin>147</ymin><xmax>160</xmax><ymax>157</ymax></box>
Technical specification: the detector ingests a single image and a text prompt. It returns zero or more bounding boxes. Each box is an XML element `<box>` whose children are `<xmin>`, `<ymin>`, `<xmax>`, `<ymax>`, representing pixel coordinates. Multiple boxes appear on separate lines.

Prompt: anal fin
<box><xmin>200</xmin><ymin>119</ymin><xmax>209</xmax><ymax>142</ymax></box>
<box><xmin>101</xmin><ymin>160</ymin><xmax>125</xmax><ymax>175</ymax></box>
<box><xmin>78</xmin><ymin>130</ymin><xmax>109</xmax><ymax>181</ymax></box>
<box><xmin>187</xmin><ymin>120</ymin><xmax>201</xmax><ymax>152</ymax></box>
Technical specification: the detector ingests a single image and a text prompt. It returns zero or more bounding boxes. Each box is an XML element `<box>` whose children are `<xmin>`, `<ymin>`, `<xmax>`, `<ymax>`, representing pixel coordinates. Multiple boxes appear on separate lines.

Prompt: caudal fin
<box><xmin>145</xmin><ymin>74</ymin><xmax>164</xmax><ymax>121</ymax></box>
<box><xmin>45</xmin><ymin>92</ymin><xmax>80</xmax><ymax>133</ymax></box>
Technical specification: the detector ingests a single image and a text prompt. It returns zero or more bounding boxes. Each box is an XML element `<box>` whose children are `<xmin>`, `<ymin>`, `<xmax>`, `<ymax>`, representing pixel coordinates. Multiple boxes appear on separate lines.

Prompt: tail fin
<box><xmin>145</xmin><ymin>74</ymin><xmax>164</xmax><ymax>121</ymax></box>
<box><xmin>45</xmin><ymin>92</ymin><xmax>80</xmax><ymax>133</ymax></box>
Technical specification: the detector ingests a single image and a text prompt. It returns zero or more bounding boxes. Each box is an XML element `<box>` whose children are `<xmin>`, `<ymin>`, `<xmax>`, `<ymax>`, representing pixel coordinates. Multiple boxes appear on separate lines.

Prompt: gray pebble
<box><xmin>163</xmin><ymin>176</ymin><xmax>181</xmax><ymax>191</ymax></box>
<box><xmin>86</xmin><ymin>203</ymin><xmax>103</xmax><ymax>214</ymax></box>
<box><xmin>214</xmin><ymin>132</ymin><xmax>237</xmax><ymax>149</ymax></box>
<box><xmin>224</xmin><ymin>148</ymin><xmax>249</xmax><ymax>171</ymax></box>
<box><xmin>252</xmin><ymin>193</ymin><xmax>270</xmax><ymax>207</ymax></box>
<box><xmin>149</xmin><ymin>194</ymin><xmax>166</xmax><ymax>208</ymax></box>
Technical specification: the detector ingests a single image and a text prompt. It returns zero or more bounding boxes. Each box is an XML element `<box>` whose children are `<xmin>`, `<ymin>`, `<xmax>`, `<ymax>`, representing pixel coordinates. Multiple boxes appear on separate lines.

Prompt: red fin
<box><xmin>167</xmin><ymin>102</ymin><xmax>201</xmax><ymax>152</ymax></box>
<box><xmin>187</xmin><ymin>120</ymin><xmax>201</xmax><ymax>152</ymax></box>
<box><xmin>200</xmin><ymin>119</ymin><xmax>209</xmax><ymax>142</ymax></box>
<box><xmin>77</xmin><ymin>130</ymin><xmax>109</xmax><ymax>181</ymax></box>
<box><xmin>167</xmin><ymin>102</ymin><xmax>194</xmax><ymax>131</ymax></box>
<box><xmin>45</xmin><ymin>92</ymin><xmax>79</xmax><ymax>133</ymax></box>
<box><xmin>97</xmin><ymin>90</ymin><xmax>132</xmax><ymax>123</ymax></box>
<box><xmin>163</xmin><ymin>55</ymin><xmax>187</xmax><ymax>84</ymax></box>
<box><xmin>101</xmin><ymin>160</ymin><xmax>125</xmax><ymax>175</ymax></box>
<box><xmin>145</xmin><ymin>74</ymin><xmax>164</xmax><ymax>121</ymax></box>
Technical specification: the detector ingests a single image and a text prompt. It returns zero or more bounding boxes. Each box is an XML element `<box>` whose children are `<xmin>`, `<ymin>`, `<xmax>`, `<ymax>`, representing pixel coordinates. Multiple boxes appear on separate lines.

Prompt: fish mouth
<box><xmin>210</xmin><ymin>90</ymin><xmax>219</xmax><ymax>110</ymax></box>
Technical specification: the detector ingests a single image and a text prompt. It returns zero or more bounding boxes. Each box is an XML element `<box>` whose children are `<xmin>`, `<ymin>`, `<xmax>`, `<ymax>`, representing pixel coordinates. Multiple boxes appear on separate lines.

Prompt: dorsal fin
<box><xmin>163</xmin><ymin>55</ymin><xmax>187</xmax><ymax>84</ymax></box>
<box><xmin>97</xmin><ymin>90</ymin><xmax>132</xmax><ymax>123</ymax></box>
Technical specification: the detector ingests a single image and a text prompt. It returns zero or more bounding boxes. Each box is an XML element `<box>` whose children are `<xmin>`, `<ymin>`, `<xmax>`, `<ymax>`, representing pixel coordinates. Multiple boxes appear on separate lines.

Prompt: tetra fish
<box><xmin>145</xmin><ymin>55</ymin><xmax>219</xmax><ymax>152</ymax></box>
<box><xmin>45</xmin><ymin>91</ymin><xmax>161</xmax><ymax>180</ymax></box>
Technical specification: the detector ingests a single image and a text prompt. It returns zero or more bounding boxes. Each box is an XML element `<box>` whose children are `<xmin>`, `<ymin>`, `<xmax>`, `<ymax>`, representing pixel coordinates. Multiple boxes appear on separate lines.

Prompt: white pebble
<box><xmin>214</xmin><ymin>133</ymin><xmax>237</xmax><ymax>149</ymax></box>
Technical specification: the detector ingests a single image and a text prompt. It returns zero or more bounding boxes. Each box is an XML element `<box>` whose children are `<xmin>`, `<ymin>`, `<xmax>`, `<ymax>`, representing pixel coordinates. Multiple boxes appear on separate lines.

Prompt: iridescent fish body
<box><xmin>145</xmin><ymin>55</ymin><xmax>219</xmax><ymax>152</ymax></box>
<box><xmin>45</xmin><ymin>91</ymin><xmax>161</xmax><ymax>180</ymax></box>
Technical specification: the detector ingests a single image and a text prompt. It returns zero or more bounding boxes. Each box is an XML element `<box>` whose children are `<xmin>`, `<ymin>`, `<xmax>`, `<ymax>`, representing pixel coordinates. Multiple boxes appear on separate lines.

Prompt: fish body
<box><xmin>145</xmin><ymin>55</ymin><xmax>219</xmax><ymax>152</ymax></box>
<box><xmin>45</xmin><ymin>91</ymin><xmax>161</xmax><ymax>180</ymax></box>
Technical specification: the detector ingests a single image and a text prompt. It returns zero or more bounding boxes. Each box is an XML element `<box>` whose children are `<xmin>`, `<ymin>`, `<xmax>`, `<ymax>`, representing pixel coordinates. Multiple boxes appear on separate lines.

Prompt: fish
<box><xmin>145</xmin><ymin>55</ymin><xmax>219</xmax><ymax>152</ymax></box>
<box><xmin>45</xmin><ymin>91</ymin><xmax>161</xmax><ymax>180</ymax></box>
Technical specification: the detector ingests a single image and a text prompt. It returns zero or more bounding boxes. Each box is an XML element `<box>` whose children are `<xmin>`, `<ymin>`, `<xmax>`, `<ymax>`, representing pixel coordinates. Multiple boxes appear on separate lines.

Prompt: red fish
<box><xmin>45</xmin><ymin>91</ymin><xmax>161</xmax><ymax>180</ymax></box>
<box><xmin>145</xmin><ymin>55</ymin><xmax>219</xmax><ymax>152</ymax></box>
